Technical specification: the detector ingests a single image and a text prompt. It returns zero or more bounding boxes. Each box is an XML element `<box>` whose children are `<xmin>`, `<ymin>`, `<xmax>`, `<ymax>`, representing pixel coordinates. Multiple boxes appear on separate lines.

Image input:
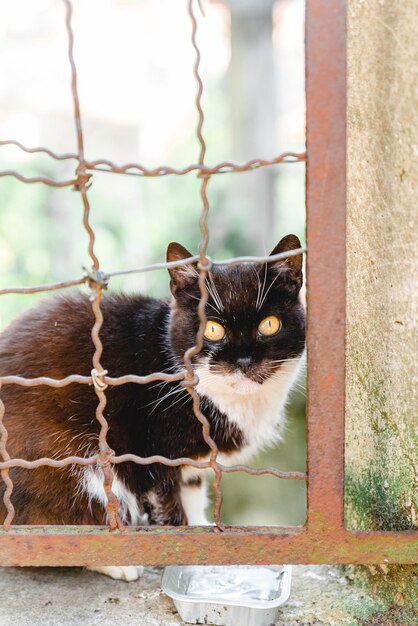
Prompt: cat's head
<box><xmin>167</xmin><ymin>235</ymin><xmax>305</xmax><ymax>396</ymax></box>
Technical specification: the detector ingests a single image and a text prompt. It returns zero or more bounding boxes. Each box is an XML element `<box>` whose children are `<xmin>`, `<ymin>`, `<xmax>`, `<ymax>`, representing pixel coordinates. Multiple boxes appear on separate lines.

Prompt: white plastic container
<box><xmin>161</xmin><ymin>565</ymin><xmax>292</xmax><ymax>626</ymax></box>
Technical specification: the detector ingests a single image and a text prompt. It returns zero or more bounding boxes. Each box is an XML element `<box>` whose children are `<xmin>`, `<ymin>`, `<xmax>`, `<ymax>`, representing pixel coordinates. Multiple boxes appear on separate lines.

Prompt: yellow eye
<box><xmin>258</xmin><ymin>315</ymin><xmax>281</xmax><ymax>336</ymax></box>
<box><xmin>204</xmin><ymin>320</ymin><xmax>225</xmax><ymax>341</ymax></box>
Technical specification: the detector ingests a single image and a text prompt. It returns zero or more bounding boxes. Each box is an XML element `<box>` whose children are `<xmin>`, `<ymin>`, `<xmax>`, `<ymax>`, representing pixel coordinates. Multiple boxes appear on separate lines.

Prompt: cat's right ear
<box><xmin>167</xmin><ymin>242</ymin><xmax>198</xmax><ymax>295</ymax></box>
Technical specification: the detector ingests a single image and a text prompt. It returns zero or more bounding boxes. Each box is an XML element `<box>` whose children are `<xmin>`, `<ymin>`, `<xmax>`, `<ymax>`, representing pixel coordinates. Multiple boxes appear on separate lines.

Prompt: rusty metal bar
<box><xmin>0</xmin><ymin>527</ymin><xmax>416</xmax><ymax>566</ymax></box>
<box><xmin>305</xmin><ymin>0</ymin><xmax>347</xmax><ymax>534</ymax></box>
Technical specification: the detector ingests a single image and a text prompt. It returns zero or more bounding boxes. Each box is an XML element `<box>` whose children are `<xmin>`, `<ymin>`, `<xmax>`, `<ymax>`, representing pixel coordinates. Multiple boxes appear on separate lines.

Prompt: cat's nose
<box><xmin>236</xmin><ymin>357</ymin><xmax>252</xmax><ymax>373</ymax></box>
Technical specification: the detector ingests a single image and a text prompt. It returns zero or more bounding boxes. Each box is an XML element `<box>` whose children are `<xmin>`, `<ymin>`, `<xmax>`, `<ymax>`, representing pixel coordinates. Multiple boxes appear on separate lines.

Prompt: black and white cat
<box><xmin>0</xmin><ymin>234</ymin><xmax>305</xmax><ymax>580</ymax></box>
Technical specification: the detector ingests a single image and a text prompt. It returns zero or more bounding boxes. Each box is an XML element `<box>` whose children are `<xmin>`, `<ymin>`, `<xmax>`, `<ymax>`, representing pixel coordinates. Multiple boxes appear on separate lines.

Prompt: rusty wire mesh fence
<box><xmin>0</xmin><ymin>0</ymin><xmax>306</xmax><ymax>533</ymax></box>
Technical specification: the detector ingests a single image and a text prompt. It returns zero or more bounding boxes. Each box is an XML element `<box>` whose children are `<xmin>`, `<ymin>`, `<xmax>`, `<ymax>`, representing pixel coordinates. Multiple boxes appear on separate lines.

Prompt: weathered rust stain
<box><xmin>305</xmin><ymin>0</ymin><xmax>347</xmax><ymax>534</ymax></box>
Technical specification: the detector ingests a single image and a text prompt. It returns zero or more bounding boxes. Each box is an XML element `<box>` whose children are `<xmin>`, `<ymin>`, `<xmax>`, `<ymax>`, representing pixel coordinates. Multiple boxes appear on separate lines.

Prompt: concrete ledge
<box><xmin>0</xmin><ymin>564</ymin><xmax>384</xmax><ymax>626</ymax></box>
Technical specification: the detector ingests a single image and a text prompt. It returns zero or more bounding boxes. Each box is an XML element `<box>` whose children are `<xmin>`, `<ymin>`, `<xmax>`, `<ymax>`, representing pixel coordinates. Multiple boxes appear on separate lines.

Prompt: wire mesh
<box><xmin>0</xmin><ymin>0</ymin><xmax>307</xmax><ymax>533</ymax></box>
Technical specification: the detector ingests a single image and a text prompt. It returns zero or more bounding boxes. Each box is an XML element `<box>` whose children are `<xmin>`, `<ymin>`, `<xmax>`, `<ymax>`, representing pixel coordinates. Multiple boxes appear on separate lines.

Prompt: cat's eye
<box><xmin>258</xmin><ymin>315</ymin><xmax>281</xmax><ymax>336</ymax></box>
<box><xmin>204</xmin><ymin>320</ymin><xmax>226</xmax><ymax>341</ymax></box>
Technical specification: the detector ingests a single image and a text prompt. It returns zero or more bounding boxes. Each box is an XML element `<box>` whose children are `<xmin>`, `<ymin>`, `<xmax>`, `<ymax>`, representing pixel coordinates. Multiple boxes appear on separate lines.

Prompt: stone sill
<box><xmin>0</xmin><ymin>564</ymin><xmax>394</xmax><ymax>626</ymax></box>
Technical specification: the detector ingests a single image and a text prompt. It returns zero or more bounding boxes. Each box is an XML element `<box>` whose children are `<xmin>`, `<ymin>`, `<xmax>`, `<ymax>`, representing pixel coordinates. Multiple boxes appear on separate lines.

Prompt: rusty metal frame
<box><xmin>0</xmin><ymin>0</ymin><xmax>417</xmax><ymax>566</ymax></box>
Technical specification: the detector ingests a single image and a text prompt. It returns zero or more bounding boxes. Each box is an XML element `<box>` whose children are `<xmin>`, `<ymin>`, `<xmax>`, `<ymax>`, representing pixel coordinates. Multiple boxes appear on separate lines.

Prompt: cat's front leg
<box><xmin>87</xmin><ymin>474</ymin><xmax>205</xmax><ymax>581</ymax></box>
<box><xmin>180</xmin><ymin>469</ymin><xmax>210</xmax><ymax>525</ymax></box>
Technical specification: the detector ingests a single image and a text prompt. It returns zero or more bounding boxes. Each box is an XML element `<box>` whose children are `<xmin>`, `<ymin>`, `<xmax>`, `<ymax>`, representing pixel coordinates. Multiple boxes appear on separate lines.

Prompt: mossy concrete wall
<box><xmin>345</xmin><ymin>0</ymin><xmax>417</xmax><ymax>620</ymax></box>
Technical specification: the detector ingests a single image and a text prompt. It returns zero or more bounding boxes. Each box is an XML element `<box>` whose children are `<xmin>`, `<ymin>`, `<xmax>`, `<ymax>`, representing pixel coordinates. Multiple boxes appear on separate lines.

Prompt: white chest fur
<box><xmin>80</xmin><ymin>358</ymin><xmax>303</xmax><ymax>528</ymax></box>
<box><xmin>194</xmin><ymin>357</ymin><xmax>303</xmax><ymax>465</ymax></box>
<box><xmin>180</xmin><ymin>356</ymin><xmax>303</xmax><ymax>524</ymax></box>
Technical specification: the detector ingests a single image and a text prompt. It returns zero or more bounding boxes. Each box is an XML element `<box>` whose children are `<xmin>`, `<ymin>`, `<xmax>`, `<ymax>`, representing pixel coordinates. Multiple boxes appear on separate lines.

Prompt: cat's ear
<box><xmin>167</xmin><ymin>242</ymin><xmax>198</xmax><ymax>295</ymax></box>
<box><xmin>269</xmin><ymin>234</ymin><xmax>303</xmax><ymax>273</ymax></box>
<box><xmin>268</xmin><ymin>234</ymin><xmax>303</xmax><ymax>290</ymax></box>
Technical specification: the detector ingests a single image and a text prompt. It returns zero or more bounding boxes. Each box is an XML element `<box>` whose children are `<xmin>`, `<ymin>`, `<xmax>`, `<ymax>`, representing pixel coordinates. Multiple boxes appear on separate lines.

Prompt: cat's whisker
<box><xmin>143</xmin><ymin>385</ymin><xmax>186</xmax><ymax>411</ymax></box>
<box><xmin>188</xmin><ymin>293</ymin><xmax>220</xmax><ymax>314</ymax></box>
<box><xmin>147</xmin><ymin>368</ymin><xmax>178</xmax><ymax>384</ymax></box>
<box><xmin>197</xmin><ymin>367</ymin><xmax>225</xmax><ymax>376</ymax></box>
<box><xmin>258</xmin><ymin>263</ymin><xmax>269</xmax><ymax>311</ymax></box>
<box><xmin>147</xmin><ymin>365</ymin><xmax>183</xmax><ymax>392</ymax></box>
<box><xmin>208</xmin><ymin>272</ymin><xmax>222</xmax><ymax>306</ymax></box>
<box><xmin>269</xmin><ymin>368</ymin><xmax>306</xmax><ymax>394</ymax></box>
<box><xmin>207</xmin><ymin>273</ymin><xmax>224</xmax><ymax>312</ymax></box>
<box><xmin>178</xmin><ymin>396</ymin><xmax>194</xmax><ymax>413</ymax></box>
<box><xmin>151</xmin><ymin>382</ymin><xmax>199</xmax><ymax>412</ymax></box>
<box><xmin>160</xmin><ymin>388</ymin><xmax>192</xmax><ymax>414</ymax></box>
<box><xmin>268</xmin><ymin>357</ymin><xmax>301</xmax><ymax>364</ymax></box>
<box><xmin>258</xmin><ymin>268</ymin><xmax>282</xmax><ymax>310</ymax></box>
<box><xmin>253</xmin><ymin>265</ymin><xmax>262</xmax><ymax>310</ymax></box>
<box><xmin>256</xmin><ymin>263</ymin><xmax>268</xmax><ymax>311</ymax></box>
<box><xmin>147</xmin><ymin>363</ymin><xmax>179</xmax><ymax>376</ymax></box>
<box><xmin>152</xmin><ymin>386</ymin><xmax>186</xmax><ymax>406</ymax></box>
<box><xmin>150</xmin><ymin>378</ymin><xmax>175</xmax><ymax>394</ymax></box>
<box><xmin>205</xmin><ymin>284</ymin><xmax>221</xmax><ymax>313</ymax></box>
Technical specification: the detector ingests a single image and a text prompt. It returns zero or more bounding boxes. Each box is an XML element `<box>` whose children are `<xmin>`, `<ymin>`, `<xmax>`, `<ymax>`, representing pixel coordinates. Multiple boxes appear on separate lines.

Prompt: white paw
<box><xmin>87</xmin><ymin>565</ymin><xmax>144</xmax><ymax>582</ymax></box>
<box><xmin>189</xmin><ymin>517</ymin><xmax>211</xmax><ymax>526</ymax></box>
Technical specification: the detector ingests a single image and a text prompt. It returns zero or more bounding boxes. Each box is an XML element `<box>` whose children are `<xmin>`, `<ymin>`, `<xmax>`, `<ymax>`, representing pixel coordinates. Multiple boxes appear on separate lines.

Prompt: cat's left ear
<box><xmin>167</xmin><ymin>242</ymin><xmax>198</xmax><ymax>295</ymax></box>
<box><xmin>268</xmin><ymin>234</ymin><xmax>303</xmax><ymax>290</ymax></box>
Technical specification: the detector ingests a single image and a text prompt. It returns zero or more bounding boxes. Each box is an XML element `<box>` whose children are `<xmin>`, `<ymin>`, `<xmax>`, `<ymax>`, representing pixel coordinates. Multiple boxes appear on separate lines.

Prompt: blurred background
<box><xmin>0</xmin><ymin>0</ymin><xmax>306</xmax><ymax>526</ymax></box>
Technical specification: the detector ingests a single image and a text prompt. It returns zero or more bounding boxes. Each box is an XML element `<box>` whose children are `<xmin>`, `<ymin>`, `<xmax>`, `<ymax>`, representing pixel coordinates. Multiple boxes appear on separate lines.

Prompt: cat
<box><xmin>0</xmin><ymin>234</ymin><xmax>305</xmax><ymax>581</ymax></box>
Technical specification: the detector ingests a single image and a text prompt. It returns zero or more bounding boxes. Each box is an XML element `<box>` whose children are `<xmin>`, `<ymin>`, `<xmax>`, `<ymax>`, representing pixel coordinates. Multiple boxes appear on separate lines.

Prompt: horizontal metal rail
<box><xmin>0</xmin><ymin>526</ymin><xmax>415</xmax><ymax>566</ymax></box>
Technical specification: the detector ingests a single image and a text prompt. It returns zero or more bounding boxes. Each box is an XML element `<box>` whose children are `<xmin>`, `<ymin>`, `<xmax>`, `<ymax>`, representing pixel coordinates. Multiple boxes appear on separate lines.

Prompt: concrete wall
<box><xmin>346</xmin><ymin>0</ymin><xmax>417</xmax><ymax>532</ymax></box>
<box><xmin>345</xmin><ymin>0</ymin><xmax>417</xmax><ymax>617</ymax></box>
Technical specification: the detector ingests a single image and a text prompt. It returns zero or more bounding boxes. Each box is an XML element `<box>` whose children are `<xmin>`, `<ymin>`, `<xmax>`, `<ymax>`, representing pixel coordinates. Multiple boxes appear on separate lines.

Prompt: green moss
<box><xmin>345</xmin><ymin>467</ymin><xmax>416</xmax><ymax>531</ymax></box>
<box><xmin>341</xmin><ymin>565</ymin><xmax>418</xmax><ymax>625</ymax></box>
<box><xmin>345</xmin><ymin>390</ymin><xmax>417</xmax><ymax>531</ymax></box>
<box><xmin>343</xmin><ymin>592</ymin><xmax>387</xmax><ymax>622</ymax></box>
<box><xmin>355</xmin><ymin>604</ymin><xmax>418</xmax><ymax>626</ymax></box>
